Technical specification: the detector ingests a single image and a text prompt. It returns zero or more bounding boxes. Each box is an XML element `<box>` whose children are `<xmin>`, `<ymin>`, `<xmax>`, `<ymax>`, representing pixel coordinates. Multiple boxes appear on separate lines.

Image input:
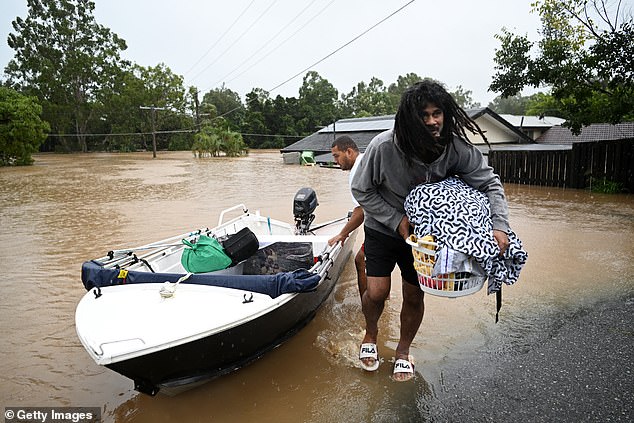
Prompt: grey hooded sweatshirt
<box><xmin>351</xmin><ymin>129</ymin><xmax>510</xmax><ymax>239</ymax></box>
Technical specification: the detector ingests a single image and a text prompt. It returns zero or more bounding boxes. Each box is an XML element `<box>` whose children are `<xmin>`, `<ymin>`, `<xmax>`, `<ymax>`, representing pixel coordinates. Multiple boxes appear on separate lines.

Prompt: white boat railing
<box><xmin>95</xmin><ymin>204</ymin><xmax>350</xmax><ymax>276</ymax></box>
<box><xmin>218</xmin><ymin>204</ymin><xmax>248</xmax><ymax>226</ymax></box>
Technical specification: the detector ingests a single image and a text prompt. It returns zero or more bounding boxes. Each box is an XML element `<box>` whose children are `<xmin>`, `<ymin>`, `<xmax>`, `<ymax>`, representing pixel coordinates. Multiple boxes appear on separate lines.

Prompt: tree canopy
<box><xmin>0</xmin><ymin>87</ymin><xmax>49</xmax><ymax>165</ymax></box>
<box><xmin>6</xmin><ymin>0</ymin><xmax>128</xmax><ymax>151</ymax></box>
<box><xmin>3</xmin><ymin>0</ymin><xmax>492</xmax><ymax>156</ymax></box>
<box><xmin>490</xmin><ymin>0</ymin><xmax>634</xmax><ymax>133</ymax></box>
<box><xmin>487</xmin><ymin>92</ymin><xmax>564</xmax><ymax>116</ymax></box>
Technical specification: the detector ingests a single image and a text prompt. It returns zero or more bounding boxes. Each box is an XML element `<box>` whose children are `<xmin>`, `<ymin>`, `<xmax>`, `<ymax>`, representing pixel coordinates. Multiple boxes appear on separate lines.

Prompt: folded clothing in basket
<box><xmin>404</xmin><ymin>177</ymin><xmax>527</xmax><ymax>294</ymax></box>
<box><xmin>433</xmin><ymin>245</ymin><xmax>486</xmax><ymax>277</ymax></box>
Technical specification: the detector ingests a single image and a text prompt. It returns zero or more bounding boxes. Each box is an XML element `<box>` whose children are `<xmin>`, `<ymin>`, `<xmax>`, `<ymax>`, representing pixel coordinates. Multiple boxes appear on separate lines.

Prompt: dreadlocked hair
<box><xmin>394</xmin><ymin>80</ymin><xmax>489</xmax><ymax>166</ymax></box>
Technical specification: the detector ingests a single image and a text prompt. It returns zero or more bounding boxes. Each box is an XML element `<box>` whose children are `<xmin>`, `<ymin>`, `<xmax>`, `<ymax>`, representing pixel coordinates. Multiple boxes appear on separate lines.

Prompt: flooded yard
<box><xmin>1</xmin><ymin>150</ymin><xmax>632</xmax><ymax>422</ymax></box>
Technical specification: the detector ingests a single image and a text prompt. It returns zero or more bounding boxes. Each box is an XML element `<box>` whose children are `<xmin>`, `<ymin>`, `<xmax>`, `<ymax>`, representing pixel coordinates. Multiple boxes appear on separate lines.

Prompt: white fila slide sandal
<box><xmin>359</xmin><ymin>343</ymin><xmax>379</xmax><ymax>371</ymax></box>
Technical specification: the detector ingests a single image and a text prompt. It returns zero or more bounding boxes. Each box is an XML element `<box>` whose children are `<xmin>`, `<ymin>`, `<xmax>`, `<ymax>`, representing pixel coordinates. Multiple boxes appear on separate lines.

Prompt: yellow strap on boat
<box><xmin>117</xmin><ymin>269</ymin><xmax>128</xmax><ymax>279</ymax></box>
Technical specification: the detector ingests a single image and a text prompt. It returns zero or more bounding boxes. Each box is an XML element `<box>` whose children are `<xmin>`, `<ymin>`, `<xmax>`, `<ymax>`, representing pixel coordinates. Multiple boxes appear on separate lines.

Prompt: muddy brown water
<box><xmin>1</xmin><ymin>150</ymin><xmax>633</xmax><ymax>422</ymax></box>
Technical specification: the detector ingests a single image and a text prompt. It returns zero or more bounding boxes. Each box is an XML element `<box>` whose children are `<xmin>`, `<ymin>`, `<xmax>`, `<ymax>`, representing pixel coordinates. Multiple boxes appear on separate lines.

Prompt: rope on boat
<box><xmin>159</xmin><ymin>273</ymin><xmax>193</xmax><ymax>299</ymax></box>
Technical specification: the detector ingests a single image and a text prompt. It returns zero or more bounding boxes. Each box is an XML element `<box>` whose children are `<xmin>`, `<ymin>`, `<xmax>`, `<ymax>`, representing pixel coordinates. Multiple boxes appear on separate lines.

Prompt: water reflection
<box><xmin>1</xmin><ymin>151</ymin><xmax>633</xmax><ymax>422</ymax></box>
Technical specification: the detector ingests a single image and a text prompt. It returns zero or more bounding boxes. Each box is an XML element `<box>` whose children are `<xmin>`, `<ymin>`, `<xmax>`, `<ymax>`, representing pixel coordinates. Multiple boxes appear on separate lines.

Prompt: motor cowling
<box><xmin>293</xmin><ymin>187</ymin><xmax>318</xmax><ymax>234</ymax></box>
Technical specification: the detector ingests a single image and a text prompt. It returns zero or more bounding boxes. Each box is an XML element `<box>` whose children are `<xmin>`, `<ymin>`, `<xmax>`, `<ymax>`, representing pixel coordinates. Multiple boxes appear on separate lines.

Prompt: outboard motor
<box><xmin>293</xmin><ymin>187</ymin><xmax>318</xmax><ymax>234</ymax></box>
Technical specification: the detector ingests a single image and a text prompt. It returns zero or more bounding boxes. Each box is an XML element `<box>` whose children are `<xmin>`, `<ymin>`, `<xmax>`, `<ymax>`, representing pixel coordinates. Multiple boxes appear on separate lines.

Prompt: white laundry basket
<box><xmin>406</xmin><ymin>235</ymin><xmax>486</xmax><ymax>298</ymax></box>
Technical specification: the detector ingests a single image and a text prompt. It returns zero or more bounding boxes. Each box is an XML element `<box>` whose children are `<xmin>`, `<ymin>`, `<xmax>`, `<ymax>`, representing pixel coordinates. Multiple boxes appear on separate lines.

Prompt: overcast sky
<box><xmin>0</xmin><ymin>0</ymin><xmax>543</xmax><ymax>106</ymax></box>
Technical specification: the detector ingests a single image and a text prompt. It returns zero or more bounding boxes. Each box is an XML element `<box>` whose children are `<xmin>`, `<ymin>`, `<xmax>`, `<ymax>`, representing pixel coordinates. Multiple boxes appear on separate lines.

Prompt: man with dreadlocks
<box><xmin>351</xmin><ymin>80</ymin><xmax>510</xmax><ymax>381</ymax></box>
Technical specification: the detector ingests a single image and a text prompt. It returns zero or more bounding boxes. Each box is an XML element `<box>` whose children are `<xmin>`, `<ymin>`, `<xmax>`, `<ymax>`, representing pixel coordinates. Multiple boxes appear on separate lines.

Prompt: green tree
<box><xmin>488</xmin><ymin>94</ymin><xmax>534</xmax><ymax>114</ymax></box>
<box><xmin>201</xmin><ymin>85</ymin><xmax>244</xmax><ymax>131</ymax></box>
<box><xmin>297</xmin><ymin>71</ymin><xmax>338</xmax><ymax>134</ymax></box>
<box><xmin>490</xmin><ymin>0</ymin><xmax>634</xmax><ymax>133</ymax></box>
<box><xmin>450</xmin><ymin>85</ymin><xmax>481</xmax><ymax>109</ymax></box>
<box><xmin>95</xmin><ymin>63</ymin><xmax>189</xmax><ymax>152</ymax></box>
<box><xmin>524</xmin><ymin>92</ymin><xmax>565</xmax><ymax>117</ymax></box>
<box><xmin>341</xmin><ymin>77</ymin><xmax>394</xmax><ymax>117</ymax></box>
<box><xmin>98</xmin><ymin>68</ymin><xmax>146</xmax><ymax>151</ymax></box>
<box><xmin>192</xmin><ymin>123</ymin><xmax>221</xmax><ymax>157</ymax></box>
<box><xmin>0</xmin><ymin>87</ymin><xmax>50</xmax><ymax>165</ymax></box>
<box><xmin>269</xmin><ymin>95</ymin><xmax>299</xmax><ymax>143</ymax></box>
<box><xmin>242</xmin><ymin>88</ymin><xmax>270</xmax><ymax>148</ymax></box>
<box><xmin>192</xmin><ymin>122</ymin><xmax>247</xmax><ymax>157</ymax></box>
<box><xmin>5</xmin><ymin>0</ymin><xmax>128</xmax><ymax>151</ymax></box>
<box><xmin>488</xmin><ymin>92</ymin><xmax>566</xmax><ymax>117</ymax></box>
<box><xmin>387</xmin><ymin>72</ymin><xmax>426</xmax><ymax>109</ymax></box>
<box><xmin>135</xmin><ymin>63</ymin><xmax>188</xmax><ymax>152</ymax></box>
<box><xmin>219</xmin><ymin>130</ymin><xmax>248</xmax><ymax>157</ymax></box>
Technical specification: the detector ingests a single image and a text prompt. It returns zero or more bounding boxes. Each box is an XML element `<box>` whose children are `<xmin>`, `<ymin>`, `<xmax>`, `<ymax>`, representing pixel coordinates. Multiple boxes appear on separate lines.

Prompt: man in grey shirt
<box><xmin>351</xmin><ymin>81</ymin><xmax>510</xmax><ymax>381</ymax></box>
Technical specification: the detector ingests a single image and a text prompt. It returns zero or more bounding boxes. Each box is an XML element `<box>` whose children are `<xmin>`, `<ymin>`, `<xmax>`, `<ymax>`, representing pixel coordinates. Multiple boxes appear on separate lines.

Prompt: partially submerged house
<box><xmin>281</xmin><ymin>109</ymin><xmax>633</xmax><ymax>191</ymax></box>
<box><xmin>281</xmin><ymin>108</ymin><xmax>531</xmax><ymax>165</ymax></box>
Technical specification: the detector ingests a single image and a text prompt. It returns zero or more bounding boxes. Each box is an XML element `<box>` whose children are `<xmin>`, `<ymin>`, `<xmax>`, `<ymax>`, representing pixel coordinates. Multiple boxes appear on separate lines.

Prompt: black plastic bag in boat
<box><xmin>243</xmin><ymin>242</ymin><xmax>313</xmax><ymax>275</ymax></box>
<box><xmin>81</xmin><ymin>261</ymin><xmax>321</xmax><ymax>298</ymax></box>
<box><xmin>220</xmin><ymin>227</ymin><xmax>259</xmax><ymax>266</ymax></box>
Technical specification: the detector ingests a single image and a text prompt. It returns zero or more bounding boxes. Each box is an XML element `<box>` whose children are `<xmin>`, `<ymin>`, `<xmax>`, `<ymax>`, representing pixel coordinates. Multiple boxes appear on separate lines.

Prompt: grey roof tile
<box><xmin>537</xmin><ymin>123</ymin><xmax>634</xmax><ymax>144</ymax></box>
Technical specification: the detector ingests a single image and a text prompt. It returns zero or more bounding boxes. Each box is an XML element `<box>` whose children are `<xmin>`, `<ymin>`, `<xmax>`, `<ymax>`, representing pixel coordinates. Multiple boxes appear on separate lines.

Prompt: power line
<box><xmin>46</xmin><ymin>129</ymin><xmax>195</xmax><ymax>137</ymax></box>
<box><xmin>46</xmin><ymin>130</ymin><xmax>300</xmax><ymax>139</ymax></box>
<box><xmin>47</xmin><ymin>2</ymin><xmax>416</xmax><ymax>141</ymax></box>
<box><xmin>266</xmin><ymin>0</ymin><xmax>416</xmax><ymax>94</ymax></box>
<box><xmin>208</xmin><ymin>0</ymin><xmax>329</xmax><ymax>90</ymax></box>
<box><xmin>188</xmin><ymin>0</ymin><xmax>280</xmax><ymax>84</ymax></box>
<box><xmin>182</xmin><ymin>0</ymin><xmax>256</xmax><ymax>78</ymax></box>
<box><xmin>214</xmin><ymin>0</ymin><xmax>416</xmax><ymax>122</ymax></box>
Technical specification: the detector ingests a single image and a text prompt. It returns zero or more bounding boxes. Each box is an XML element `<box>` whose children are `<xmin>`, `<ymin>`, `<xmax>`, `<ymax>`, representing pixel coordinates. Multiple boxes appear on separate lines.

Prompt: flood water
<box><xmin>1</xmin><ymin>150</ymin><xmax>633</xmax><ymax>422</ymax></box>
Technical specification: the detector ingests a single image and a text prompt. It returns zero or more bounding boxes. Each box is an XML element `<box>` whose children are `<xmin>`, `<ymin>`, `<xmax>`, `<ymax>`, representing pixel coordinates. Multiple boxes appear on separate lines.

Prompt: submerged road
<box><xmin>429</xmin><ymin>293</ymin><xmax>634</xmax><ymax>422</ymax></box>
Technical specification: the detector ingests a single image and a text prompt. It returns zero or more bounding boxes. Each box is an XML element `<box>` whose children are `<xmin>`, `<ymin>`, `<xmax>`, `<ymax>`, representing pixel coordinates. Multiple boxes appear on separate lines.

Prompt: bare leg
<box><xmin>394</xmin><ymin>279</ymin><xmax>425</xmax><ymax>381</ymax></box>
<box><xmin>360</xmin><ymin>275</ymin><xmax>390</xmax><ymax>368</ymax></box>
<box><xmin>354</xmin><ymin>248</ymin><xmax>367</xmax><ymax>301</ymax></box>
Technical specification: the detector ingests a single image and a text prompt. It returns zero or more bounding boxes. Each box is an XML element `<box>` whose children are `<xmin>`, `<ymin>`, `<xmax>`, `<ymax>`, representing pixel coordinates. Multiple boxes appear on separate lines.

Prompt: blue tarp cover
<box><xmin>81</xmin><ymin>260</ymin><xmax>321</xmax><ymax>298</ymax></box>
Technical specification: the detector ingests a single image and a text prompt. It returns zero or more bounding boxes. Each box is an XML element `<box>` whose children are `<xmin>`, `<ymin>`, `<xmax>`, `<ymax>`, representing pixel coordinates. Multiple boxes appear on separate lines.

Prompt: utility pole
<box><xmin>193</xmin><ymin>90</ymin><xmax>201</xmax><ymax>129</ymax></box>
<box><xmin>333</xmin><ymin>119</ymin><xmax>336</xmax><ymax>142</ymax></box>
<box><xmin>140</xmin><ymin>105</ymin><xmax>167</xmax><ymax>158</ymax></box>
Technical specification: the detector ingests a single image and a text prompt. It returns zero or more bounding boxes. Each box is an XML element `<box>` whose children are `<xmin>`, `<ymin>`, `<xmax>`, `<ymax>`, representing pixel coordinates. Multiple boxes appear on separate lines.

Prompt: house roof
<box><xmin>537</xmin><ymin>122</ymin><xmax>634</xmax><ymax>144</ymax></box>
<box><xmin>499</xmin><ymin>114</ymin><xmax>566</xmax><ymax>128</ymax></box>
<box><xmin>281</xmin><ymin>130</ymin><xmax>381</xmax><ymax>153</ymax></box>
<box><xmin>317</xmin><ymin>115</ymin><xmax>395</xmax><ymax>133</ymax></box>
<box><xmin>468</xmin><ymin>107</ymin><xmax>533</xmax><ymax>144</ymax></box>
<box><xmin>281</xmin><ymin>108</ymin><xmax>531</xmax><ymax>154</ymax></box>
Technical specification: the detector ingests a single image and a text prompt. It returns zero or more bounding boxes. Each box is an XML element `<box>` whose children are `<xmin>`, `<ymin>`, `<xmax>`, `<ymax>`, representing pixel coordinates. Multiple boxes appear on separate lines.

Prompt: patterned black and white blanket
<box><xmin>404</xmin><ymin>177</ymin><xmax>527</xmax><ymax>294</ymax></box>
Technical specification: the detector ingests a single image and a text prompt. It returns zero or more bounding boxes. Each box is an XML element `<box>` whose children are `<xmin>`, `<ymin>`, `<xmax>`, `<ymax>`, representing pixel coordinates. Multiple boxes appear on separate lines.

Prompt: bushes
<box><xmin>192</xmin><ymin>124</ymin><xmax>248</xmax><ymax>158</ymax></box>
<box><xmin>589</xmin><ymin>177</ymin><xmax>625</xmax><ymax>194</ymax></box>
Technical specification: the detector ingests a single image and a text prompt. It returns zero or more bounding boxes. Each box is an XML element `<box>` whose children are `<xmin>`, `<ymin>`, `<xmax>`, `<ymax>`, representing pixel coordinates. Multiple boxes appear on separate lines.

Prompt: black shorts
<box><xmin>363</xmin><ymin>226</ymin><xmax>418</xmax><ymax>286</ymax></box>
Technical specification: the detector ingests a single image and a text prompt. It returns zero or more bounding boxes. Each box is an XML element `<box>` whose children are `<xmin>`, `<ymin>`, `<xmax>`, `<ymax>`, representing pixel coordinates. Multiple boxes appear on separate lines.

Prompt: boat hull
<box><xmin>76</xmin><ymin>207</ymin><xmax>356</xmax><ymax>395</ymax></box>
<box><xmin>99</xmin><ymin>232</ymin><xmax>352</xmax><ymax>395</ymax></box>
<box><xmin>112</xmin><ymin>271</ymin><xmax>336</xmax><ymax>395</ymax></box>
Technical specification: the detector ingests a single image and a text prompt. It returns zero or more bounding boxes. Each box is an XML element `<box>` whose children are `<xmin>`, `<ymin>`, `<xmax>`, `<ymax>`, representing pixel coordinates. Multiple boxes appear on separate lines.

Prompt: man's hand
<box><xmin>493</xmin><ymin>229</ymin><xmax>509</xmax><ymax>256</ymax></box>
<box><xmin>328</xmin><ymin>232</ymin><xmax>348</xmax><ymax>246</ymax></box>
<box><xmin>398</xmin><ymin>216</ymin><xmax>411</xmax><ymax>240</ymax></box>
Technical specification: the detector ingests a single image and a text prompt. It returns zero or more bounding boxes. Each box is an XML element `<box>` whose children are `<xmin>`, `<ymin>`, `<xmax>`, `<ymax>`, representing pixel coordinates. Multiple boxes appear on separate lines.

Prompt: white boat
<box><xmin>75</xmin><ymin>188</ymin><xmax>357</xmax><ymax>396</ymax></box>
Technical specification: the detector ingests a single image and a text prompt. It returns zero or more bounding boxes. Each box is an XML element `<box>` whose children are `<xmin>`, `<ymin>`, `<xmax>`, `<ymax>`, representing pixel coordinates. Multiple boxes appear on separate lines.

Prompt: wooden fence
<box><xmin>489</xmin><ymin>138</ymin><xmax>634</xmax><ymax>192</ymax></box>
